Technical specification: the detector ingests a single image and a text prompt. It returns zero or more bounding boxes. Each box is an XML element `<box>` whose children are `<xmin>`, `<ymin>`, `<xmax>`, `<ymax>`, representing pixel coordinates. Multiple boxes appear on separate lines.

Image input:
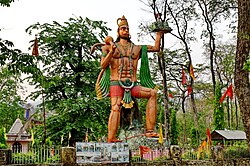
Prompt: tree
<box><xmin>139</xmin><ymin>0</ymin><xmax>200</xmax><ymax>144</ymax></box>
<box><xmin>0</xmin><ymin>12</ymin><xmax>29</xmax><ymax>131</ymax></box>
<box><xmin>25</xmin><ymin>16</ymin><xmax>111</xmax><ymax>146</ymax></box>
<box><xmin>0</xmin><ymin>0</ymin><xmax>15</xmax><ymax>7</ymax></box>
<box><xmin>170</xmin><ymin>108</ymin><xmax>178</xmax><ymax>145</ymax></box>
<box><xmin>215</xmin><ymin>43</ymin><xmax>235</xmax><ymax>129</ymax></box>
<box><xmin>213</xmin><ymin>83</ymin><xmax>225</xmax><ymax>130</ymax></box>
<box><xmin>0</xmin><ymin>66</ymin><xmax>24</xmax><ymax>130</ymax></box>
<box><xmin>0</xmin><ymin>127</ymin><xmax>7</xmax><ymax>149</ymax></box>
<box><xmin>204</xmin><ymin>42</ymin><xmax>236</xmax><ymax>129</ymax></box>
<box><xmin>235</xmin><ymin>0</ymin><xmax>250</xmax><ymax>151</ymax></box>
<box><xmin>196</xmin><ymin>0</ymin><xmax>237</xmax><ymax>93</ymax></box>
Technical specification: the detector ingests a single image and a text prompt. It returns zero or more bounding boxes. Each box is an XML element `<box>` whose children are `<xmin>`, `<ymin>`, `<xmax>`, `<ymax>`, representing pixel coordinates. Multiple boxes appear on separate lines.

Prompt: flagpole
<box><xmin>36</xmin><ymin>55</ymin><xmax>46</xmax><ymax>146</ymax></box>
<box><xmin>32</xmin><ymin>35</ymin><xmax>46</xmax><ymax>146</ymax></box>
<box><xmin>42</xmin><ymin>88</ymin><xmax>46</xmax><ymax>146</ymax></box>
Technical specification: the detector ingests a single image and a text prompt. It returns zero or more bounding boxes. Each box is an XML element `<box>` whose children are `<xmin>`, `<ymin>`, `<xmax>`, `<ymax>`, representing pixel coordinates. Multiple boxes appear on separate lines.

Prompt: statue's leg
<box><xmin>131</xmin><ymin>86</ymin><xmax>158</xmax><ymax>137</ymax></box>
<box><xmin>108</xmin><ymin>86</ymin><xmax>123</xmax><ymax>143</ymax></box>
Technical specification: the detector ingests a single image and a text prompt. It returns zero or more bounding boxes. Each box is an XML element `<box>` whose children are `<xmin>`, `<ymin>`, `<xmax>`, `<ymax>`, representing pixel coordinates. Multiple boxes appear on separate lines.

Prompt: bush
<box><xmin>12</xmin><ymin>152</ymin><xmax>36</xmax><ymax>164</ymax></box>
<box><xmin>0</xmin><ymin>143</ymin><xmax>8</xmax><ymax>149</ymax></box>
<box><xmin>223</xmin><ymin>142</ymin><xmax>249</xmax><ymax>158</ymax></box>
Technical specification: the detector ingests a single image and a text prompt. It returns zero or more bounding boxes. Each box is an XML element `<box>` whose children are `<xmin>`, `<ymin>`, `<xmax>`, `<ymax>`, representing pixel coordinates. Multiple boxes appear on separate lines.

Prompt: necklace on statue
<box><xmin>118</xmin><ymin>43</ymin><xmax>130</xmax><ymax>55</ymax></box>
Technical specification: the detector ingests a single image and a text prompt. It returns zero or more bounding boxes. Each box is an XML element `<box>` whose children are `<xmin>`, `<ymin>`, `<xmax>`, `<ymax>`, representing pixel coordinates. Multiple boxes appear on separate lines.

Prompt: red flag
<box><xmin>219</xmin><ymin>84</ymin><xmax>233</xmax><ymax>103</ymax></box>
<box><xmin>32</xmin><ymin>37</ymin><xmax>39</xmax><ymax>56</ymax></box>
<box><xmin>227</xmin><ymin>84</ymin><xmax>233</xmax><ymax>100</ymax></box>
<box><xmin>139</xmin><ymin>146</ymin><xmax>151</xmax><ymax>158</ymax></box>
<box><xmin>182</xmin><ymin>67</ymin><xmax>187</xmax><ymax>85</ymax></box>
<box><xmin>189</xmin><ymin>63</ymin><xmax>195</xmax><ymax>80</ymax></box>
<box><xmin>168</xmin><ymin>93</ymin><xmax>173</xmax><ymax>98</ymax></box>
<box><xmin>206</xmin><ymin>128</ymin><xmax>212</xmax><ymax>146</ymax></box>
<box><xmin>219</xmin><ymin>92</ymin><xmax>227</xmax><ymax>104</ymax></box>
<box><xmin>187</xmin><ymin>84</ymin><xmax>192</xmax><ymax>96</ymax></box>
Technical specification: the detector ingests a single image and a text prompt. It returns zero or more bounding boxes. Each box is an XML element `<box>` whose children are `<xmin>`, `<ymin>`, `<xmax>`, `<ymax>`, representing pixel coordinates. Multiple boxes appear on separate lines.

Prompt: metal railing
<box><xmin>11</xmin><ymin>146</ymin><xmax>61</xmax><ymax>164</ymax></box>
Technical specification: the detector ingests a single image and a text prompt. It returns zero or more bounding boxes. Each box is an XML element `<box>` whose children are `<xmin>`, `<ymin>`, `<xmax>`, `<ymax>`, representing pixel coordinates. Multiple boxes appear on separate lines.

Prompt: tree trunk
<box><xmin>235</xmin><ymin>0</ymin><xmax>250</xmax><ymax>151</ymax></box>
<box><xmin>235</xmin><ymin>97</ymin><xmax>239</xmax><ymax>129</ymax></box>
<box><xmin>157</xmin><ymin>34</ymin><xmax>170</xmax><ymax>146</ymax></box>
<box><xmin>190</xmin><ymin>92</ymin><xmax>198</xmax><ymax>129</ymax></box>
<box><xmin>226</xmin><ymin>97</ymin><xmax>230</xmax><ymax>129</ymax></box>
<box><xmin>160</xmin><ymin>53</ymin><xmax>170</xmax><ymax>145</ymax></box>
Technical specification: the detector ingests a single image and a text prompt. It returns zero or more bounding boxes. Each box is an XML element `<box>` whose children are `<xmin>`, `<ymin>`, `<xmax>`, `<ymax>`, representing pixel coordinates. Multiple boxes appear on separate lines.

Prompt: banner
<box><xmin>32</xmin><ymin>36</ymin><xmax>39</xmax><ymax>56</ymax></box>
<box><xmin>219</xmin><ymin>84</ymin><xmax>233</xmax><ymax>103</ymax></box>
<box><xmin>189</xmin><ymin>63</ymin><xmax>195</xmax><ymax>80</ymax></box>
<box><xmin>76</xmin><ymin>142</ymin><xmax>129</xmax><ymax>164</ymax></box>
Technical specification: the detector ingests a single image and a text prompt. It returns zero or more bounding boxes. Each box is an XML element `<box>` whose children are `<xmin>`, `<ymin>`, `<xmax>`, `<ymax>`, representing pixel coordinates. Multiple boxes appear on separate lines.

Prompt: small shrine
<box><xmin>6</xmin><ymin>118</ymin><xmax>31</xmax><ymax>153</ymax></box>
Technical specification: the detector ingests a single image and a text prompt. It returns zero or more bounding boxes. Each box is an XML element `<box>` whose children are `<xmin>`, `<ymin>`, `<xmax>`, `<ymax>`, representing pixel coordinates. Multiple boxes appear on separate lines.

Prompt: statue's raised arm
<box><xmin>147</xmin><ymin>32</ymin><xmax>164</xmax><ymax>52</ymax></box>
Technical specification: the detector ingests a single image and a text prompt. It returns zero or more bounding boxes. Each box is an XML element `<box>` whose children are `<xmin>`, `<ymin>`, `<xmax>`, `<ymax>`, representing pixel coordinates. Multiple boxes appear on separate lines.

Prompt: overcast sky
<box><xmin>0</xmin><ymin>0</ymin><xmax>158</xmax><ymax>53</ymax></box>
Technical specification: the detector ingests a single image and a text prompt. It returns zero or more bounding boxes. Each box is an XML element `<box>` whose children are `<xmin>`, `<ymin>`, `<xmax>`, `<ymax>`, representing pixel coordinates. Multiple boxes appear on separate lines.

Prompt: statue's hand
<box><xmin>109</xmin><ymin>42</ymin><xmax>116</xmax><ymax>53</ymax></box>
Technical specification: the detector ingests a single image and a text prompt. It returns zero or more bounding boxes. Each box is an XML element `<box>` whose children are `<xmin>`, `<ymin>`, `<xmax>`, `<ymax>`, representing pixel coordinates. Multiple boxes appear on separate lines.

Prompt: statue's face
<box><xmin>119</xmin><ymin>26</ymin><xmax>130</xmax><ymax>40</ymax></box>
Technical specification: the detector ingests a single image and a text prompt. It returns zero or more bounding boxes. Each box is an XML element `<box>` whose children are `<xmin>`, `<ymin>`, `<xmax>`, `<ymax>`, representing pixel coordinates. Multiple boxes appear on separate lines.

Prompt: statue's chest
<box><xmin>112</xmin><ymin>48</ymin><xmax>139</xmax><ymax>59</ymax></box>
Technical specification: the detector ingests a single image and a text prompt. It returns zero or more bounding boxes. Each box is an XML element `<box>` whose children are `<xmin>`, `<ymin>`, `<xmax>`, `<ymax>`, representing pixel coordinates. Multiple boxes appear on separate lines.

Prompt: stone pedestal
<box><xmin>61</xmin><ymin>147</ymin><xmax>76</xmax><ymax>166</ymax></box>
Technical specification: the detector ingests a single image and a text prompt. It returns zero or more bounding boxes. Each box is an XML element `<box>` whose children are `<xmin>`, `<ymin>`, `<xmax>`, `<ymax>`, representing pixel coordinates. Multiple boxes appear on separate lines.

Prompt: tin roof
<box><xmin>211</xmin><ymin>129</ymin><xmax>246</xmax><ymax>140</ymax></box>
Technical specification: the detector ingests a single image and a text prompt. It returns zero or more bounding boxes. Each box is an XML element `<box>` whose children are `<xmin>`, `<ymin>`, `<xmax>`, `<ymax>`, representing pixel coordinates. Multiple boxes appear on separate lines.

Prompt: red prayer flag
<box><xmin>187</xmin><ymin>84</ymin><xmax>192</xmax><ymax>96</ymax></box>
<box><xmin>182</xmin><ymin>67</ymin><xmax>187</xmax><ymax>85</ymax></box>
<box><xmin>32</xmin><ymin>37</ymin><xmax>39</xmax><ymax>56</ymax></box>
<box><xmin>189</xmin><ymin>63</ymin><xmax>195</xmax><ymax>80</ymax></box>
<box><xmin>227</xmin><ymin>84</ymin><xmax>233</xmax><ymax>100</ymax></box>
<box><xmin>206</xmin><ymin>128</ymin><xmax>212</xmax><ymax>146</ymax></box>
<box><xmin>219</xmin><ymin>84</ymin><xmax>233</xmax><ymax>103</ymax></box>
<box><xmin>139</xmin><ymin>146</ymin><xmax>151</xmax><ymax>158</ymax></box>
<box><xmin>219</xmin><ymin>91</ymin><xmax>227</xmax><ymax>104</ymax></box>
<box><xmin>168</xmin><ymin>93</ymin><xmax>173</xmax><ymax>98</ymax></box>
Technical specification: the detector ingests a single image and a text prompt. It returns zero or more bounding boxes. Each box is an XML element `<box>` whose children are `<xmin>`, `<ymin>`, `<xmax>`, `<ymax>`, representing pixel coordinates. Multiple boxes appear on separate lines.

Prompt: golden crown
<box><xmin>117</xmin><ymin>15</ymin><xmax>129</xmax><ymax>27</ymax></box>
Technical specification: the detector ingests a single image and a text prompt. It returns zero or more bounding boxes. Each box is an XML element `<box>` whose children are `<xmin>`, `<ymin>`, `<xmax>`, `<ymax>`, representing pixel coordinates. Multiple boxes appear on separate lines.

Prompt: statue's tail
<box><xmin>90</xmin><ymin>43</ymin><xmax>105</xmax><ymax>54</ymax></box>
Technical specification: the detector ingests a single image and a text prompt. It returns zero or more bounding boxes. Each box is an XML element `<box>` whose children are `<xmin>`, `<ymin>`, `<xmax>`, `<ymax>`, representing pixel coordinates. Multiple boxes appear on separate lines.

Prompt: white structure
<box><xmin>6</xmin><ymin>118</ymin><xmax>31</xmax><ymax>153</ymax></box>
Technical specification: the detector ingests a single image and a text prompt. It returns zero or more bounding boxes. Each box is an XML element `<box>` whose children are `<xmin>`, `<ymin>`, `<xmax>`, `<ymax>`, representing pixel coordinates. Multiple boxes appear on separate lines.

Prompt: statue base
<box><xmin>118</xmin><ymin>128</ymin><xmax>164</xmax><ymax>150</ymax></box>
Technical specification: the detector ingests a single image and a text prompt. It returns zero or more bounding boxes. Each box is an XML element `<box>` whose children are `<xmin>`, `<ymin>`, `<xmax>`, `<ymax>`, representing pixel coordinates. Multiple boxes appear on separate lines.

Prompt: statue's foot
<box><xmin>145</xmin><ymin>131</ymin><xmax>159</xmax><ymax>138</ymax></box>
<box><xmin>107</xmin><ymin>138</ymin><xmax>123</xmax><ymax>143</ymax></box>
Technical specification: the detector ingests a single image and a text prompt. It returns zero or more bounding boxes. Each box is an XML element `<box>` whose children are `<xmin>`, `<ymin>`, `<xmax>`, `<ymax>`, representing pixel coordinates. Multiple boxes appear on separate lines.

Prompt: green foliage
<box><xmin>0</xmin><ymin>127</ymin><xmax>7</xmax><ymax>149</ymax></box>
<box><xmin>153</xmin><ymin>155</ymin><xmax>169</xmax><ymax>161</ymax></box>
<box><xmin>0</xmin><ymin>66</ymin><xmax>24</xmax><ymax>130</ymax></box>
<box><xmin>12</xmin><ymin>152</ymin><xmax>36</xmax><ymax>164</ymax></box>
<box><xmin>0</xmin><ymin>38</ymin><xmax>32</xmax><ymax>75</ymax></box>
<box><xmin>243</xmin><ymin>57</ymin><xmax>250</xmax><ymax>71</ymax></box>
<box><xmin>44</xmin><ymin>154</ymin><xmax>60</xmax><ymax>164</ymax></box>
<box><xmin>25</xmin><ymin>16</ymin><xmax>111</xmax><ymax>145</ymax></box>
<box><xmin>170</xmin><ymin>108</ymin><xmax>178</xmax><ymax>145</ymax></box>
<box><xmin>190</xmin><ymin>127</ymin><xmax>199</xmax><ymax>148</ymax></box>
<box><xmin>12</xmin><ymin>146</ymin><xmax>61</xmax><ymax>164</ymax></box>
<box><xmin>223</xmin><ymin>141</ymin><xmax>249</xmax><ymax>158</ymax></box>
<box><xmin>182</xmin><ymin>149</ymin><xmax>210</xmax><ymax>160</ymax></box>
<box><xmin>0</xmin><ymin>0</ymin><xmax>15</xmax><ymax>7</ymax></box>
<box><xmin>213</xmin><ymin>83</ymin><xmax>225</xmax><ymax>130</ymax></box>
<box><xmin>213</xmin><ymin>42</ymin><xmax>236</xmax><ymax>83</ymax></box>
